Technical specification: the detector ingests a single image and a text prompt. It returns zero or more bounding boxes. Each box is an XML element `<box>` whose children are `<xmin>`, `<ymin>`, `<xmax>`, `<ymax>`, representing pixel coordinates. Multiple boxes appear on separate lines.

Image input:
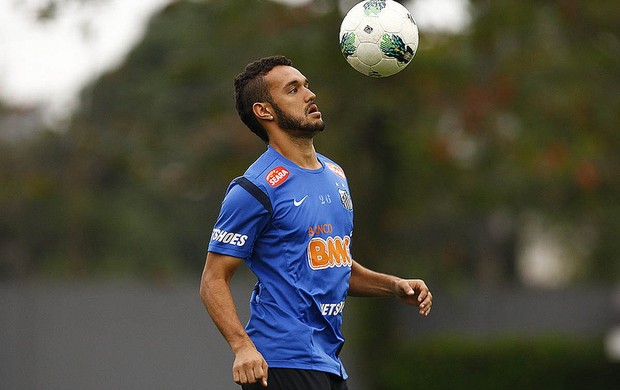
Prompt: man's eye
<box><xmin>289</xmin><ymin>88</ymin><xmax>297</xmax><ymax>94</ymax></box>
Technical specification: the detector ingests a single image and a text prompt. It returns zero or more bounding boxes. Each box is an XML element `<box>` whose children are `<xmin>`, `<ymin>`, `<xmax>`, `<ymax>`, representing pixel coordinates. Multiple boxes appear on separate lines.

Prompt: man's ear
<box><xmin>253</xmin><ymin>102</ymin><xmax>274</xmax><ymax>121</ymax></box>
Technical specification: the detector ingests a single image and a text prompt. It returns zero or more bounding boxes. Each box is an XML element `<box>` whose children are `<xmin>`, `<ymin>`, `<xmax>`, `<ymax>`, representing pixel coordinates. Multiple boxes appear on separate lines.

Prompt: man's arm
<box><xmin>199</xmin><ymin>252</ymin><xmax>268</xmax><ymax>387</ymax></box>
<box><xmin>348</xmin><ymin>260</ymin><xmax>432</xmax><ymax>316</ymax></box>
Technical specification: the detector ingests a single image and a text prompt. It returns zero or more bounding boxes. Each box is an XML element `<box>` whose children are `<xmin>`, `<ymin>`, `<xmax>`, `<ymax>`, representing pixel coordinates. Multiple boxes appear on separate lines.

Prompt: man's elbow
<box><xmin>199</xmin><ymin>279</ymin><xmax>207</xmax><ymax>305</ymax></box>
<box><xmin>199</xmin><ymin>270</ymin><xmax>214</xmax><ymax>304</ymax></box>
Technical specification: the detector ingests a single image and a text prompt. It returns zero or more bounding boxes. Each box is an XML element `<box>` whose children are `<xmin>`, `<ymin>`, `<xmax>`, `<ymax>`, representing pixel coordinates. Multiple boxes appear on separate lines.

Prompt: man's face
<box><xmin>264</xmin><ymin>65</ymin><xmax>325</xmax><ymax>137</ymax></box>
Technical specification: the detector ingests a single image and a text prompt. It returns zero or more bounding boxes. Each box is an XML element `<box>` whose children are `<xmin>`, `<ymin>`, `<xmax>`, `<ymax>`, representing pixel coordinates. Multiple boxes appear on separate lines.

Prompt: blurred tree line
<box><xmin>1</xmin><ymin>0</ymin><xmax>619</xmax><ymax>285</ymax></box>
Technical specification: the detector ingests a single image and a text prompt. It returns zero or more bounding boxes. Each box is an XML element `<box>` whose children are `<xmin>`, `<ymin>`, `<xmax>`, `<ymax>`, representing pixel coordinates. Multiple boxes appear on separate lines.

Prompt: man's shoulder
<box><xmin>317</xmin><ymin>153</ymin><xmax>348</xmax><ymax>181</ymax></box>
<box><xmin>241</xmin><ymin>149</ymin><xmax>275</xmax><ymax>179</ymax></box>
<box><xmin>243</xmin><ymin>148</ymin><xmax>294</xmax><ymax>190</ymax></box>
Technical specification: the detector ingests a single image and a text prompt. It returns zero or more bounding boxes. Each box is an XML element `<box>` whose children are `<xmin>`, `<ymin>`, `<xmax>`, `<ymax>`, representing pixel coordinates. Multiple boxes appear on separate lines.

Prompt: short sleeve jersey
<box><xmin>208</xmin><ymin>146</ymin><xmax>354</xmax><ymax>379</ymax></box>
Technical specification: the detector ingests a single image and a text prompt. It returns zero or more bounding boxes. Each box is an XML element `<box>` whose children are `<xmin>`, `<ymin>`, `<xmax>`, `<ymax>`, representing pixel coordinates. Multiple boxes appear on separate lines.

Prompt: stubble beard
<box><xmin>272</xmin><ymin>103</ymin><xmax>325</xmax><ymax>139</ymax></box>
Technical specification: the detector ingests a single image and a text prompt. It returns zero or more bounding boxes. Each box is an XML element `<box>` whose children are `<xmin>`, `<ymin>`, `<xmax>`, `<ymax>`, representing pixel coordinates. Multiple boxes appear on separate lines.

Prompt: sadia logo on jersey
<box><xmin>307</xmin><ymin>235</ymin><xmax>352</xmax><ymax>270</ymax></box>
<box><xmin>266</xmin><ymin>166</ymin><xmax>289</xmax><ymax>187</ymax></box>
<box><xmin>325</xmin><ymin>162</ymin><xmax>346</xmax><ymax>180</ymax></box>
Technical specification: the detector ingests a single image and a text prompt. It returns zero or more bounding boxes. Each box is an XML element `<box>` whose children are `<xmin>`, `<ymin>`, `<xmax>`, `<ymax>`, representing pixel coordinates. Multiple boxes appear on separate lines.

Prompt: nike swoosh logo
<box><xmin>293</xmin><ymin>195</ymin><xmax>309</xmax><ymax>207</ymax></box>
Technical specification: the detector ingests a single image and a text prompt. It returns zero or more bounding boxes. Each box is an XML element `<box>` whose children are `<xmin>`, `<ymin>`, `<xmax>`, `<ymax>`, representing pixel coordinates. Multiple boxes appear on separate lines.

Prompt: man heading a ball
<box><xmin>200</xmin><ymin>55</ymin><xmax>432</xmax><ymax>390</ymax></box>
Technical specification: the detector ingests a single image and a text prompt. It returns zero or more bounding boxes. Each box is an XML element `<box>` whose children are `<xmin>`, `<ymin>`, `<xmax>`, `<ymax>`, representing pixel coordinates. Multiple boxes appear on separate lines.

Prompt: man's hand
<box><xmin>233</xmin><ymin>345</ymin><xmax>269</xmax><ymax>387</ymax></box>
<box><xmin>395</xmin><ymin>279</ymin><xmax>433</xmax><ymax>316</ymax></box>
<box><xmin>348</xmin><ymin>260</ymin><xmax>433</xmax><ymax>317</ymax></box>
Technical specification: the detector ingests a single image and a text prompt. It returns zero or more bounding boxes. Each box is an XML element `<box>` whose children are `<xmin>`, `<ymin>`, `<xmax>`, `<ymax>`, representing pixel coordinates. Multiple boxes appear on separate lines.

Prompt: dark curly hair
<box><xmin>234</xmin><ymin>55</ymin><xmax>293</xmax><ymax>143</ymax></box>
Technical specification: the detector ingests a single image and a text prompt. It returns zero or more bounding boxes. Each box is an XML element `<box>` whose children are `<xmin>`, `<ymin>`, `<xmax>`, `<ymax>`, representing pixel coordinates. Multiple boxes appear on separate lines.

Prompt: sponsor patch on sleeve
<box><xmin>210</xmin><ymin>229</ymin><xmax>248</xmax><ymax>247</ymax></box>
<box><xmin>265</xmin><ymin>166</ymin><xmax>290</xmax><ymax>187</ymax></box>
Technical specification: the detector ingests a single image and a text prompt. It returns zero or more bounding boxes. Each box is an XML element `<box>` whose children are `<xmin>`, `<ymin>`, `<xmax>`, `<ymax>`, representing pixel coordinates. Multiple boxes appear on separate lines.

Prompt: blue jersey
<box><xmin>208</xmin><ymin>146</ymin><xmax>354</xmax><ymax>378</ymax></box>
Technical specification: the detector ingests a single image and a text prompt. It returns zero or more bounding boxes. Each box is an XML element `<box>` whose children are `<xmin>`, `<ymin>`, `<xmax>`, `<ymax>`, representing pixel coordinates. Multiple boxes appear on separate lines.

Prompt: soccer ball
<box><xmin>339</xmin><ymin>0</ymin><xmax>419</xmax><ymax>78</ymax></box>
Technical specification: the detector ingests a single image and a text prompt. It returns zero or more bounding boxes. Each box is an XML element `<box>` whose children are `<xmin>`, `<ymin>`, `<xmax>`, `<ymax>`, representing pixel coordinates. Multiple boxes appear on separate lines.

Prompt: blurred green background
<box><xmin>1</xmin><ymin>0</ymin><xmax>620</xmax><ymax>388</ymax></box>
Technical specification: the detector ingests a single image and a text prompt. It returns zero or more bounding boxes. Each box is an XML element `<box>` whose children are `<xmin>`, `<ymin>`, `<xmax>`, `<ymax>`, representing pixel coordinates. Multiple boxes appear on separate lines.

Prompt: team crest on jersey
<box><xmin>266</xmin><ymin>166</ymin><xmax>289</xmax><ymax>187</ymax></box>
<box><xmin>325</xmin><ymin>162</ymin><xmax>346</xmax><ymax>180</ymax></box>
<box><xmin>338</xmin><ymin>189</ymin><xmax>353</xmax><ymax>211</ymax></box>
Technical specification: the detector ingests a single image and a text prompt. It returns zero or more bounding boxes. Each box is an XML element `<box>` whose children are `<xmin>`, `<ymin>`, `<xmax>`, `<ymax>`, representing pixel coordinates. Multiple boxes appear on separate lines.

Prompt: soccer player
<box><xmin>199</xmin><ymin>55</ymin><xmax>432</xmax><ymax>389</ymax></box>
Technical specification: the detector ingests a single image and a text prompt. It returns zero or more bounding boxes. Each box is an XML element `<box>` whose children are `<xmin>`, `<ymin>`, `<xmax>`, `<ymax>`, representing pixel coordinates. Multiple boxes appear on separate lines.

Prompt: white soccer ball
<box><xmin>339</xmin><ymin>0</ymin><xmax>419</xmax><ymax>78</ymax></box>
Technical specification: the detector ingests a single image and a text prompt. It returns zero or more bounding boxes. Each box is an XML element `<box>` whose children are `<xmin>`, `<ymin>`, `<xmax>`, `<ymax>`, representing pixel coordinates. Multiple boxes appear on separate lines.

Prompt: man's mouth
<box><xmin>307</xmin><ymin>103</ymin><xmax>320</xmax><ymax>116</ymax></box>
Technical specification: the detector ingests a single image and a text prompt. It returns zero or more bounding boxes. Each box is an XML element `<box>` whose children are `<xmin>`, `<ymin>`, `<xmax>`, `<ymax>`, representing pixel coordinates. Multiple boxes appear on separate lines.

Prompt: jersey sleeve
<box><xmin>207</xmin><ymin>183</ymin><xmax>271</xmax><ymax>259</ymax></box>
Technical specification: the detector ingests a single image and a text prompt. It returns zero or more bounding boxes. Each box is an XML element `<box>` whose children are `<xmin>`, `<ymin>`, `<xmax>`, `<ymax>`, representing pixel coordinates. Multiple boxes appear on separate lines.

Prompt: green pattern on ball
<box><xmin>379</xmin><ymin>33</ymin><xmax>415</xmax><ymax>64</ymax></box>
<box><xmin>340</xmin><ymin>32</ymin><xmax>357</xmax><ymax>58</ymax></box>
<box><xmin>363</xmin><ymin>0</ymin><xmax>386</xmax><ymax>15</ymax></box>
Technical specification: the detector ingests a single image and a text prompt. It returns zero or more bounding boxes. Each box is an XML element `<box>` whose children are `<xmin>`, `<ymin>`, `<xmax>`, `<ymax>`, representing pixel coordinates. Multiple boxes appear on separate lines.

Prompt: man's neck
<box><xmin>269</xmin><ymin>136</ymin><xmax>321</xmax><ymax>170</ymax></box>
